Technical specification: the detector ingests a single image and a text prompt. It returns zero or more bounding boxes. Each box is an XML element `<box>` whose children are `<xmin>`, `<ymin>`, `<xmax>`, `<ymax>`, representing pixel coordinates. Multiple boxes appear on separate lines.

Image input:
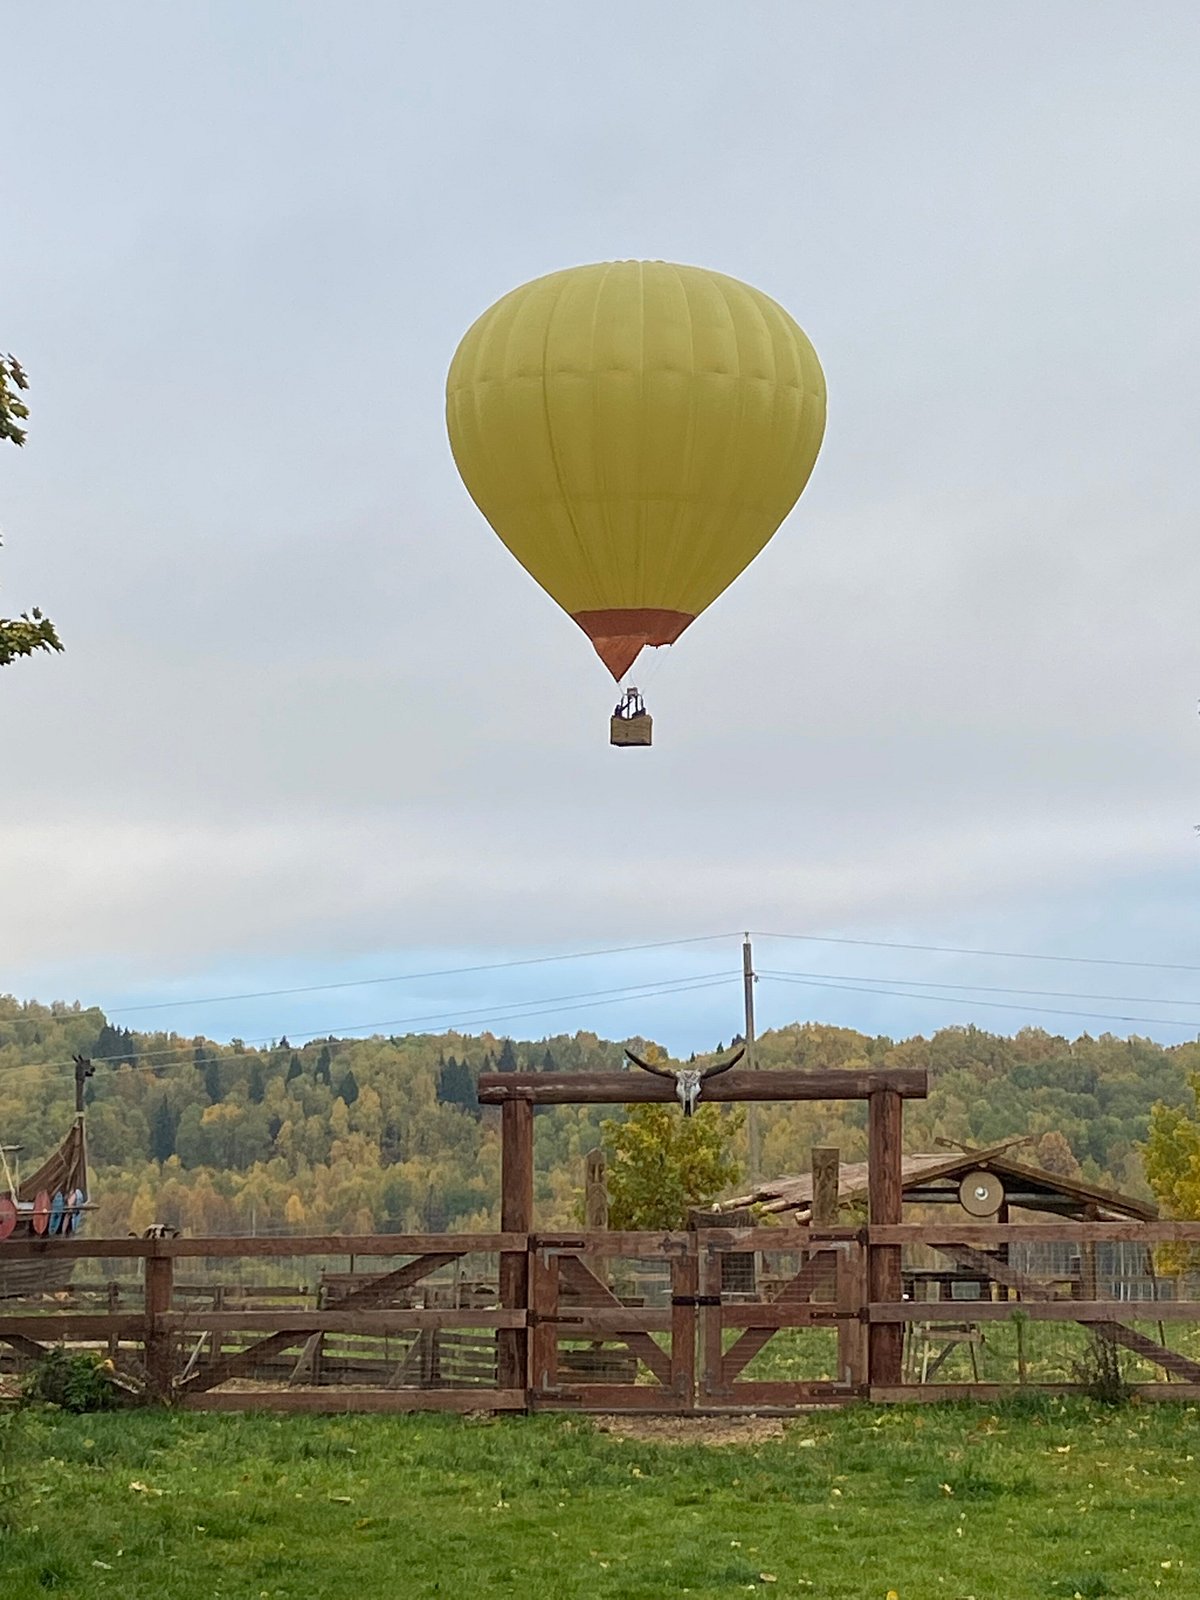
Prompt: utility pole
<box><xmin>743</xmin><ymin>934</ymin><xmax>760</xmax><ymax>1182</ymax></box>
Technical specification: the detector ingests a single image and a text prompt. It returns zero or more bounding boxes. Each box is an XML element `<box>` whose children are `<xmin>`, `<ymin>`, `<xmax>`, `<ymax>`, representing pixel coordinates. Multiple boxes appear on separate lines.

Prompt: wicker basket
<box><xmin>610</xmin><ymin>712</ymin><xmax>652</xmax><ymax>746</ymax></box>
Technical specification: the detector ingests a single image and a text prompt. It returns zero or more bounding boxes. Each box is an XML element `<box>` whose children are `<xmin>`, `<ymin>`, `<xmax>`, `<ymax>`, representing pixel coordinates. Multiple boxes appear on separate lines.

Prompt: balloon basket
<box><xmin>610</xmin><ymin>686</ymin><xmax>652</xmax><ymax>747</ymax></box>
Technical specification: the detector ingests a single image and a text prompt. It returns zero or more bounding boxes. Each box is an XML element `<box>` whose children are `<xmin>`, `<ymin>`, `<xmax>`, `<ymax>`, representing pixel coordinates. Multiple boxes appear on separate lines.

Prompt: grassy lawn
<box><xmin>2</xmin><ymin>1399</ymin><xmax>1199</xmax><ymax>1599</ymax></box>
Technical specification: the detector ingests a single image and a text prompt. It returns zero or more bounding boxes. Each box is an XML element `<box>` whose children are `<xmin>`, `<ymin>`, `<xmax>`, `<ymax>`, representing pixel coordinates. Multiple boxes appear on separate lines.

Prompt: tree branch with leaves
<box><xmin>1</xmin><ymin>352</ymin><xmax>63</xmax><ymax>668</ymax></box>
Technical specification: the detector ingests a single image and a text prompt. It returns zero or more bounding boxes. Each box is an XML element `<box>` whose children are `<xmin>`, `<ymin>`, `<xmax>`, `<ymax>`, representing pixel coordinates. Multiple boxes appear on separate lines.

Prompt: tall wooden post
<box><xmin>584</xmin><ymin>1147</ymin><xmax>608</xmax><ymax>1287</ymax></box>
<box><xmin>811</xmin><ymin>1147</ymin><xmax>840</xmax><ymax>1227</ymax></box>
<box><xmin>498</xmin><ymin>1098</ymin><xmax>533</xmax><ymax>1399</ymax></box>
<box><xmin>584</xmin><ymin>1148</ymin><xmax>608</xmax><ymax>1230</ymax></box>
<box><xmin>867</xmin><ymin>1087</ymin><xmax>904</xmax><ymax>1388</ymax></box>
<box><xmin>143</xmin><ymin>1247</ymin><xmax>175</xmax><ymax>1403</ymax></box>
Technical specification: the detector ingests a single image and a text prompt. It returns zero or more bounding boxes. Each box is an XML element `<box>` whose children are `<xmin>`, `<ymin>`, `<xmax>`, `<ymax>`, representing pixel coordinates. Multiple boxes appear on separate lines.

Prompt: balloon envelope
<box><xmin>446</xmin><ymin>260</ymin><xmax>826</xmax><ymax>679</ymax></box>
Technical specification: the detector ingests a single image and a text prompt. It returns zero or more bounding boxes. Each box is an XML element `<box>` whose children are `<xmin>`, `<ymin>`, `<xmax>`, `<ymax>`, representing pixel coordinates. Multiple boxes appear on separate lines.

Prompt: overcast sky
<box><xmin>2</xmin><ymin>3</ymin><xmax>1199</xmax><ymax>1057</ymax></box>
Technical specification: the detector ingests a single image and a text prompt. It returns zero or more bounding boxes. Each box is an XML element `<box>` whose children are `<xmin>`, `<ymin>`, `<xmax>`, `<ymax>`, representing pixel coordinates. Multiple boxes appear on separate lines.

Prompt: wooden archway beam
<box><xmin>477</xmin><ymin>1068</ymin><xmax>926</xmax><ymax>1106</ymax></box>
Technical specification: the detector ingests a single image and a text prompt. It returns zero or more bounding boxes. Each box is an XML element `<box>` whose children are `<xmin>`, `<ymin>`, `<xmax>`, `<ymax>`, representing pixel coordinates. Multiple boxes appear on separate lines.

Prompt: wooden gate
<box><xmin>527</xmin><ymin>1229</ymin><xmax>866</xmax><ymax>1412</ymax></box>
<box><xmin>696</xmin><ymin>1228</ymin><xmax>866</xmax><ymax>1407</ymax></box>
<box><xmin>528</xmin><ymin>1233</ymin><xmax>697</xmax><ymax>1411</ymax></box>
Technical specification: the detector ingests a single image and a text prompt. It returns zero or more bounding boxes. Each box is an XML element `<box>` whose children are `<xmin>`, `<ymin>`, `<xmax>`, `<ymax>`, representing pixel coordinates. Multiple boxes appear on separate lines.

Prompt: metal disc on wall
<box><xmin>32</xmin><ymin>1190</ymin><xmax>51</xmax><ymax>1235</ymax></box>
<box><xmin>959</xmin><ymin>1169</ymin><xmax>1004</xmax><ymax>1217</ymax></box>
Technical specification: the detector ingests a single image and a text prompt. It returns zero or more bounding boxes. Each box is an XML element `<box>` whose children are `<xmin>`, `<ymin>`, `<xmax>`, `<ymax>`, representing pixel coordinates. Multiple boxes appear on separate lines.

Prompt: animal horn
<box><xmin>700</xmin><ymin>1046</ymin><xmax>745</xmax><ymax>1081</ymax></box>
<box><xmin>625</xmin><ymin>1048</ymin><xmax>675</xmax><ymax>1080</ymax></box>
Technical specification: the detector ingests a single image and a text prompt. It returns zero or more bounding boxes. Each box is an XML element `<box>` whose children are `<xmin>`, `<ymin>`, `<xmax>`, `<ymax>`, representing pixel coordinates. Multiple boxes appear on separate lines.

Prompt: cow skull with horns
<box><xmin>624</xmin><ymin>1046</ymin><xmax>745</xmax><ymax>1117</ymax></box>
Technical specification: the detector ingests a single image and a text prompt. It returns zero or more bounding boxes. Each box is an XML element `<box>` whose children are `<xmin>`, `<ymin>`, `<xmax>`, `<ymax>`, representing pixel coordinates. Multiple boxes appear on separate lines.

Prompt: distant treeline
<box><xmin>0</xmin><ymin>995</ymin><xmax>1193</xmax><ymax>1235</ymax></box>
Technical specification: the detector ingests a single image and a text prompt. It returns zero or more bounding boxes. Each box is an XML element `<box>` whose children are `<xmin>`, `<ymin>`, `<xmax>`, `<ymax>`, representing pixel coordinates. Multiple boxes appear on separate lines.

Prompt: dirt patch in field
<box><xmin>589</xmin><ymin>1414</ymin><xmax>788</xmax><ymax>1447</ymax></box>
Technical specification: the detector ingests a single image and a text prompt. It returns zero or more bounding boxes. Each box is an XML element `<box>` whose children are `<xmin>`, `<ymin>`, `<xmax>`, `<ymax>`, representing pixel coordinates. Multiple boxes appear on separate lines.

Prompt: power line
<box><xmin>103</xmin><ymin>932</ymin><xmax>739</xmax><ymax>1017</ymax></box>
<box><xmin>760</xmin><ymin>965</ymin><xmax>1200</xmax><ymax>1009</ymax></box>
<box><xmin>0</xmin><ymin>971</ymin><xmax>742</xmax><ymax>1083</ymax></box>
<box><xmin>759</xmin><ymin>970</ymin><xmax>1200</xmax><ymax>1033</ymax></box>
<box><xmin>755</xmin><ymin>930</ymin><xmax>1200</xmax><ymax>975</ymax></box>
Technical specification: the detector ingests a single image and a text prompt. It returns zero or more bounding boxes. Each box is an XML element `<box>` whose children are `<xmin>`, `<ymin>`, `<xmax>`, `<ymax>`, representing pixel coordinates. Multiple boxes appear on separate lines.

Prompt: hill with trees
<box><xmin>0</xmin><ymin>994</ymin><xmax>1195</xmax><ymax>1235</ymax></box>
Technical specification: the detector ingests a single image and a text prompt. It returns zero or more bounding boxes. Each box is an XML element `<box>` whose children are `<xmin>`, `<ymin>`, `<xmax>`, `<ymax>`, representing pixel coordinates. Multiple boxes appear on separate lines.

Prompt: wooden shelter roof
<box><xmin>723</xmin><ymin>1139</ymin><xmax>1156</xmax><ymax>1222</ymax></box>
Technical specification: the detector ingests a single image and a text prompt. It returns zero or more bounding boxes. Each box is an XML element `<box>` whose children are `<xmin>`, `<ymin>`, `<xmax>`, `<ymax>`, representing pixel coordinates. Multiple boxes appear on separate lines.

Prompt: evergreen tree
<box><xmin>204</xmin><ymin>1057</ymin><xmax>222</xmax><ymax>1104</ymax></box>
<box><xmin>267</xmin><ymin>1114</ymin><xmax>283</xmax><ymax>1142</ymax></box>
<box><xmin>337</xmin><ymin>1069</ymin><xmax>359</xmax><ymax>1105</ymax></box>
<box><xmin>541</xmin><ymin>1048</ymin><xmax>557</xmax><ymax>1072</ymax></box>
<box><xmin>285</xmin><ymin>1052</ymin><xmax>303</xmax><ymax>1083</ymax></box>
<box><xmin>497</xmin><ymin>1038</ymin><xmax>518</xmax><ymax>1073</ymax></box>
<box><xmin>315</xmin><ymin>1045</ymin><xmax>333</xmax><ymax>1086</ymax></box>
<box><xmin>150</xmin><ymin>1098</ymin><xmax>177</xmax><ymax>1163</ymax></box>
<box><xmin>436</xmin><ymin>1056</ymin><xmax>476</xmax><ymax>1111</ymax></box>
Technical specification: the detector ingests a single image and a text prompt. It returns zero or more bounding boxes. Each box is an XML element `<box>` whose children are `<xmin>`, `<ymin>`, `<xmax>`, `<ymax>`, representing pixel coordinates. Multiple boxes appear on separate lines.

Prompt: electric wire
<box><xmin>758</xmin><ymin>966</ymin><xmax>1200</xmax><ymax>1010</ymax></box>
<box><xmin>754</xmin><ymin>930</ymin><xmax>1200</xmax><ymax>975</ymax></box>
<box><xmin>0</xmin><ymin>971</ymin><xmax>742</xmax><ymax>1084</ymax></box>
<box><xmin>103</xmin><ymin>932</ymin><xmax>740</xmax><ymax>1017</ymax></box>
<box><xmin>759</xmin><ymin>970</ymin><xmax>1200</xmax><ymax>1033</ymax></box>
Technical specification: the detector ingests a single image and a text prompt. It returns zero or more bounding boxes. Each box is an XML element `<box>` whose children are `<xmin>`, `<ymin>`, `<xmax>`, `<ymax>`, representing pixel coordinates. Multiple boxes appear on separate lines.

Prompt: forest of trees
<box><xmin>0</xmin><ymin>993</ymin><xmax>1195</xmax><ymax>1237</ymax></box>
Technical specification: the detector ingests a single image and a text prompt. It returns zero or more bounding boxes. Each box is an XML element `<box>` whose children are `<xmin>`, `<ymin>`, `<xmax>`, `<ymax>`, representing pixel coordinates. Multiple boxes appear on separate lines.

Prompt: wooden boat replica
<box><xmin>0</xmin><ymin>1056</ymin><xmax>93</xmax><ymax>1299</ymax></box>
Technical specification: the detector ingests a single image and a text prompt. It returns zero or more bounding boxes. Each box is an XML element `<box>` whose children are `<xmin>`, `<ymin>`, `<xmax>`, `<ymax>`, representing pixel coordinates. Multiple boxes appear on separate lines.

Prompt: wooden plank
<box><xmin>477</xmin><ymin>1068</ymin><xmax>928</xmax><ymax>1105</ymax></box>
<box><xmin>528</xmin><ymin>1247</ymin><xmax>559</xmax><ymax>1398</ymax></box>
<box><xmin>698</xmin><ymin>1237</ymin><xmax>726</xmax><ymax>1396</ymax></box>
<box><xmin>839</xmin><ymin>1241</ymin><xmax>869</xmax><ymax>1388</ymax></box>
<box><xmin>671</xmin><ymin>1250</ymin><xmax>697</xmax><ymax>1407</ymax></box>
<box><xmin>719</xmin><ymin>1250</ymin><xmax>837</xmax><ymax>1386</ymax></box>
<box><xmin>697</xmin><ymin>1227</ymin><xmax>860</xmax><ymax>1252</ymax></box>
<box><xmin>182</xmin><ymin>1387</ymin><xmax>527</xmax><ymax>1413</ymax></box>
<box><xmin>162</xmin><ymin>1310</ymin><xmax>524</xmax><ymax>1333</ymax></box>
<box><xmin>867</xmin><ymin>1087</ymin><xmax>904</xmax><ymax>1387</ymax></box>
<box><xmin>721</xmin><ymin>1303</ymin><xmax>848</xmax><ymax>1329</ymax></box>
<box><xmin>869</xmin><ymin>1301</ymin><xmax>1200</xmax><ymax>1323</ymax></box>
<box><xmin>0</xmin><ymin>1314</ymin><xmax>144</xmax><ymax>1339</ymax></box>
<box><xmin>0</xmin><ymin>1232</ymin><xmax>522</xmax><ymax>1261</ymax></box>
<box><xmin>556</xmin><ymin>1256</ymin><xmax>673</xmax><ymax>1385</ymax></box>
<box><xmin>1093</xmin><ymin>1322</ymin><xmax>1200</xmax><ymax>1383</ymax></box>
<box><xmin>537</xmin><ymin>1231</ymin><xmax>693</xmax><ymax>1257</ymax></box>
<box><xmin>498</xmin><ymin>1099</ymin><xmax>534</xmax><ymax>1397</ymax></box>
<box><xmin>287</xmin><ymin>1332</ymin><xmax>323</xmax><ymax>1386</ymax></box>
<box><xmin>869</xmin><ymin>1222</ymin><xmax>1200</xmax><ymax>1245</ymax></box>
<box><xmin>180</xmin><ymin>1252</ymin><xmax>457</xmax><ymax>1396</ymax></box>
<box><xmin>548</xmin><ymin>1307</ymin><xmax>674</xmax><ymax>1334</ymax></box>
<box><xmin>0</xmin><ymin>1332</ymin><xmax>50</xmax><ymax>1359</ymax></box>
<box><xmin>719</xmin><ymin>1381</ymin><xmax>854</xmax><ymax>1405</ymax></box>
<box><xmin>534</xmin><ymin>1383</ymin><xmax>693</xmax><ymax>1412</ymax></box>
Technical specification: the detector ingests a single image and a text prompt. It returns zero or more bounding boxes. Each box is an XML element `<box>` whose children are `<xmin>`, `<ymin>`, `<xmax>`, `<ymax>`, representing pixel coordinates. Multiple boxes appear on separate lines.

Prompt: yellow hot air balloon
<box><xmin>446</xmin><ymin>259</ymin><xmax>826</xmax><ymax>698</ymax></box>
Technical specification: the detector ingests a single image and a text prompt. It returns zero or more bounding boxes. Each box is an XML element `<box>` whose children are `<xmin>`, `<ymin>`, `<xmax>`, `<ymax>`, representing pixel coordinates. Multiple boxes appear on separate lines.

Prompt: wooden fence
<box><xmin>3</xmin><ymin>1222</ymin><xmax>1200</xmax><ymax>1412</ymax></box>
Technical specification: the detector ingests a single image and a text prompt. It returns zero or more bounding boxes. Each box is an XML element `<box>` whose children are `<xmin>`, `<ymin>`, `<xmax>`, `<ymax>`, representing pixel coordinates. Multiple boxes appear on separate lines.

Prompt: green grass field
<box><xmin>3</xmin><ymin>1399</ymin><xmax>1199</xmax><ymax>1599</ymax></box>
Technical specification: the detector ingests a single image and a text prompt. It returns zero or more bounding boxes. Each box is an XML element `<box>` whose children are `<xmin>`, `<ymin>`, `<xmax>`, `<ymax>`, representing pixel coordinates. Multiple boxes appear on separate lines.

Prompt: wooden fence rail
<box><xmin>2</xmin><ymin>1225</ymin><xmax>1200</xmax><ymax>1412</ymax></box>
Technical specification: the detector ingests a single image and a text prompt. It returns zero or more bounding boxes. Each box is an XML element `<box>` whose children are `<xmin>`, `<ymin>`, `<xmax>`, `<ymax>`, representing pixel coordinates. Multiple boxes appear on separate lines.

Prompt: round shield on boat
<box><xmin>67</xmin><ymin>1188</ymin><xmax>85</xmax><ymax>1234</ymax></box>
<box><xmin>32</xmin><ymin>1190</ymin><xmax>51</xmax><ymax>1235</ymax></box>
<box><xmin>959</xmin><ymin>1169</ymin><xmax>1005</xmax><ymax>1217</ymax></box>
<box><xmin>0</xmin><ymin>1194</ymin><xmax>17</xmax><ymax>1241</ymax></box>
<box><xmin>50</xmin><ymin>1191</ymin><xmax>66</xmax><ymax>1234</ymax></box>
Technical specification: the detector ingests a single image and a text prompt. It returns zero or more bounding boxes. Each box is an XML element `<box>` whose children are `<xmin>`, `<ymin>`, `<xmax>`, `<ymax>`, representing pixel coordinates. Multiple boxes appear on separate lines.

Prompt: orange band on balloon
<box><xmin>572</xmin><ymin>608</ymin><xmax>695</xmax><ymax>680</ymax></box>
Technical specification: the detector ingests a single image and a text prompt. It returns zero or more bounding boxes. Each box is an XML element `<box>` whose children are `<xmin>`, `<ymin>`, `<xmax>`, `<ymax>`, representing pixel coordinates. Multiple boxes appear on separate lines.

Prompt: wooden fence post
<box><xmin>499</xmin><ymin>1098</ymin><xmax>533</xmax><ymax>1400</ymax></box>
<box><xmin>144</xmin><ymin>1248</ymin><xmax>175</xmax><ymax>1402</ymax></box>
<box><xmin>867</xmin><ymin>1088</ymin><xmax>904</xmax><ymax>1388</ymax></box>
<box><xmin>811</xmin><ymin>1147</ymin><xmax>840</xmax><ymax>1227</ymax></box>
<box><xmin>584</xmin><ymin>1147</ymin><xmax>608</xmax><ymax>1287</ymax></box>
